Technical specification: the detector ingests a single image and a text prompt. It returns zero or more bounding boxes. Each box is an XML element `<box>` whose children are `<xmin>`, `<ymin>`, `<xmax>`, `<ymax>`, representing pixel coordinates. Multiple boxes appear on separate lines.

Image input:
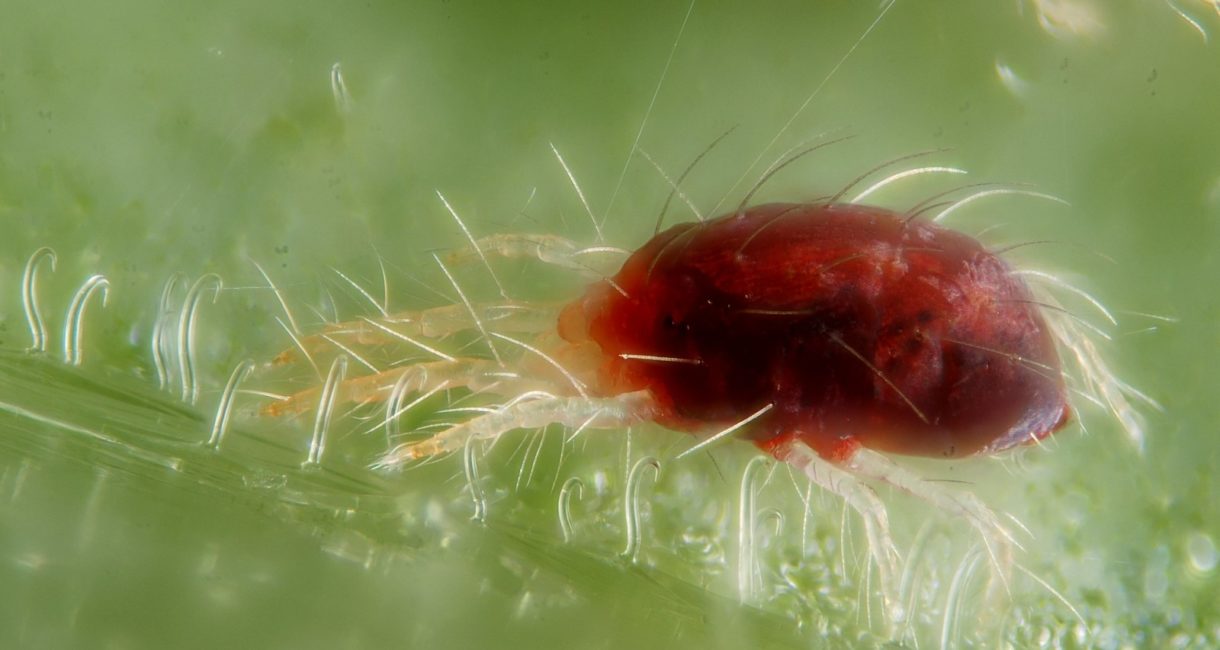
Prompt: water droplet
<box><xmin>1186</xmin><ymin>532</ymin><xmax>1217</xmax><ymax>574</ymax></box>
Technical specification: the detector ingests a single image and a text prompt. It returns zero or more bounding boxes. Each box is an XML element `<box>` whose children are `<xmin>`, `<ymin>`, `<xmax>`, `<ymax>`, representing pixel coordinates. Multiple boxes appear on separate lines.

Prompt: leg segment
<box><xmin>445</xmin><ymin>233</ymin><xmax>627</xmax><ymax>275</ymax></box>
<box><xmin>844</xmin><ymin>447</ymin><xmax>1017</xmax><ymax>603</ymax></box>
<box><xmin>777</xmin><ymin>442</ymin><xmax>904</xmax><ymax>624</ymax></box>
<box><xmin>374</xmin><ymin>390</ymin><xmax>657</xmax><ymax>468</ymax></box>
<box><xmin>261</xmin><ymin>358</ymin><xmax>508</xmax><ymax>417</ymax></box>
<box><xmin>269</xmin><ymin>302</ymin><xmax>560</xmax><ymax>367</ymax></box>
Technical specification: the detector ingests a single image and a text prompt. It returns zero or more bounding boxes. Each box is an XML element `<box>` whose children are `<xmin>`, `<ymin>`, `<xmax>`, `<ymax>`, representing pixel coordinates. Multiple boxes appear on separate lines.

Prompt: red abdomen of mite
<box><xmin>560</xmin><ymin>203</ymin><xmax>1070</xmax><ymax>461</ymax></box>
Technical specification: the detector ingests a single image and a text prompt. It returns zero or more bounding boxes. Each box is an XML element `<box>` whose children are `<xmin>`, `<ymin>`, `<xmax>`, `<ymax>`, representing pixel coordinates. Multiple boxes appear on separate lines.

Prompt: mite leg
<box><xmin>262</xmin><ymin>357</ymin><xmax>515</xmax><ymax>417</ymax></box>
<box><xmin>374</xmin><ymin>390</ymin><xmax>657</xmax><ymax>468</ymax></box>
<box><xmin>269</xmin><ymin>302</ymin><xmax>560</xmax><ymax>367</ymax></box>
<box><xmin>776</xmin><ymin>441</ymin><xmax>904</xmax><ymax>624</ymax></box>
<box><xmin>445</xmin><ymin>233</ymin><xmax>627</xmax><ymax>275</ymax></box>
<box><xmin>380</xmin><ymin>302</ymin><xmax>560</xmax><ymax>337</ymax></box>
<box><xmin>843</xmin><ymin>447</ymin><xmax>1017</xmax><ymax>604</ymax></box>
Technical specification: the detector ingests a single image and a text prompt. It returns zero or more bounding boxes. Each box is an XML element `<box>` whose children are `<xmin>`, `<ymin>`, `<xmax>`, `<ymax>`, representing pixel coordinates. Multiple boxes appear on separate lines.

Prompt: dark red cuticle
<box><xmin>564</xmin><ymin>202</ymin><xmax>1070</xmax><ymax>460</ymax></box>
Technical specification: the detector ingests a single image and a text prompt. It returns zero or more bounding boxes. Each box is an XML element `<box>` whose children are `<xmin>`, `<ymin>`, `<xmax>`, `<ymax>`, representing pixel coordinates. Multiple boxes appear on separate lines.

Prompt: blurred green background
<box><xmin>0</xmin><ymin>0</ymin><xmax>1217</xmax><ymax>647</ymax></box>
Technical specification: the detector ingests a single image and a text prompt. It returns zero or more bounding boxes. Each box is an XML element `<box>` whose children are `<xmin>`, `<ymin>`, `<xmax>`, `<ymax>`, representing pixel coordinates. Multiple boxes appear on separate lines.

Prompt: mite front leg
<box><xmin>261</xmin><ymin>358</ymin><xmax>508</xmax><ymax>417</ymax></box>
<box><xmin>268</xmin><ymin>302</ymin><xmax>560</xmax><ymax>367</ymax></box>
<box><xmin>446</xmin><ymin>233</ymin><xmax>627</xmax><ymax>276</ymax></box>
<box><xmin>374</xmin><ymin>390</ymin><xmax>657</xmax><ymax>469</ymax></box>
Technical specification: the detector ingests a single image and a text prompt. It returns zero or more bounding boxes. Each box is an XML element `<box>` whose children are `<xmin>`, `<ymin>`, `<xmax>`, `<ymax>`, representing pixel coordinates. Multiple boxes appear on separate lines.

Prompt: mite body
<box><xmin>559</xmin><ymin>202</ymin><xmax>1071</xmax><ymax>463</ymax></box>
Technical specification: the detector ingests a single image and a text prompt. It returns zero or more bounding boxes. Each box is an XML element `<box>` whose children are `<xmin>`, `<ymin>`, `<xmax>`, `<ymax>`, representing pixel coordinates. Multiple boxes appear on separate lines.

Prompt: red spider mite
<box><xmin>260</xmin><ymin>179</ymin><xmax>1085</xmax><ymax>619</ymax></box>
<box><xmin>263</xmin><ymin>196</ymin><xmax>1073</xmax><ymax>471</ymax></box>
<box><xmin>558</xmin><ymin>201</ymin><xmax>1072</xmax><ymax>465</ymax></box>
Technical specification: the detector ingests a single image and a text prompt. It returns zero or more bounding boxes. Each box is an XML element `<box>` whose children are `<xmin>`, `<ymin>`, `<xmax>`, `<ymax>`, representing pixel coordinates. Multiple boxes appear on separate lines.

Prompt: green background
<box><xmin>0</xmin><ymin>0</ymin><xmax>1217</xmax><ymax>647</ymax></box>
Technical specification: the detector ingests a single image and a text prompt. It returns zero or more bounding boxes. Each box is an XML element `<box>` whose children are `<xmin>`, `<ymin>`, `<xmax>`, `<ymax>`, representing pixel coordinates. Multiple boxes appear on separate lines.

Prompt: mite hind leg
<box><xmin>843</xmin><ymin>447</ymin><xmax>1018</xmax><ymax>604</ymax></box>
<box><xmin>776</xmin><ymin>441</ymin><xmax>904</xmax><ymax>625</ymax></box>
<box><xmin>375</xmin><ymin>390</ymin><xmax>657</xmax><ymax>468</ymax></box>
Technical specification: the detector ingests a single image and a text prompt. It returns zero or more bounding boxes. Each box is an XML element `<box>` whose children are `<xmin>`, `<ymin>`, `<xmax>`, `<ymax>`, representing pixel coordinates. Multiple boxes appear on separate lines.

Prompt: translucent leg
<box><xmin>777</xmin><ymin>442</ymin><xmax>904</xmax><ymax>624</ymax></box>
<box><xmin>269</xmin><ymin>302</ymin><xmax>560</xmax><ymax>367</ymax></box>
<box><xmin>261</xmin><ymin>358</ymin><xmax>506</xmax><ymax>417</ymax></box>
<box><xmin>444</xmin><ymin>233</ymin><xmax>627</xmax><ymax>274</ymax></box>
<box><xmin>380</xmin><ymin>302</ymin><xmax>559</xmax><ymax>337</ymax></box>
<box><xmin>844</xmin><ymin>447</ymin><xmax>1017</xmax><ymax>604</ymax></box>
<box><xmin>375</xmin><ymin>390</ymin><xmax>656</xmax><ymax>468</ymax></box>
